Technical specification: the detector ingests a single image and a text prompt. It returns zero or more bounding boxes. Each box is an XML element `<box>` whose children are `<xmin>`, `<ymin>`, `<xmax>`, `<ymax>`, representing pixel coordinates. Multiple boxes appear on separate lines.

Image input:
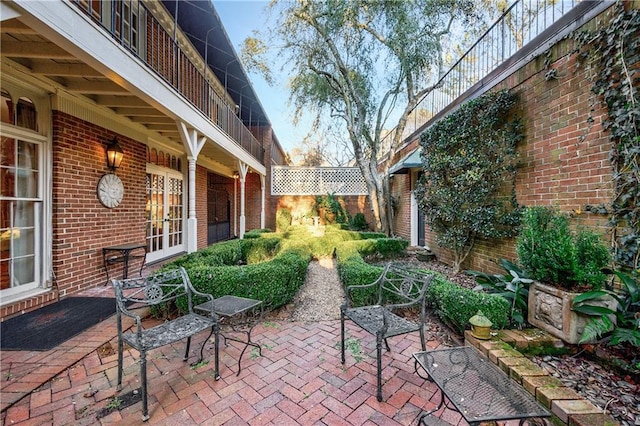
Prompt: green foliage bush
<box><xmin>177</xmin><ymin>243</ymin><xmax>311</xmax><ymax>312</ymax></box>
<box><xmin>427</xmin><ymin>277</ymin><xmax>510</xmax><ymax>334</ymax></box>
<box><xmin>315</xmin><ymin>193</ymin><xmax>349</xmax><ymax>224</ymax></box>
<box><xmin>350</xmin><ymin>213</ymin><xmax>369</xmax><ymax>231</ymax></box>
<box><xmin>276</xmin><ymin>208</ymin><xmax>292</xmax><ymax>232</ymax></box>
<box><xmin>516</xmin><ymin>206</ymin><xmax>610</xmax><ymax>290</ymax></box>
<box><xmin>244</xmin><ymin>228</ymin><xmax>273</xmax><ymax>239</ymax></box>
<box><xmin>415</xmin><ymin>89</ymin><xmax>523</xmax><ymax>272</ymax></box>
<box><xmin>335</xmin><ymin>238</ymin><xmax>409</xmax><ymax>305</ymax></box>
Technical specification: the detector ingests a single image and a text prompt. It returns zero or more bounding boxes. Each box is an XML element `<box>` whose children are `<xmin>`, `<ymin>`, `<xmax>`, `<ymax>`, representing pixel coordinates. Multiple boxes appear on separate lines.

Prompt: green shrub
<box><xmin>350</xmin><ymin>213</ymin><xmax>369</xmax><ymax>231</ymax></box>
<box><xmin>427</xmin><ymin>277</ymin><xmax>510</xmax><ymax>334</ymax></box>
<box><xmin>244</xmin><ymin>228</ymin><xmax>272</xmax><ymax>239</ymax></box>
<box><xmin>176</xmin><ymin>243</ymin><xmax>312</xmax><ymax>312</ymax></box>
<box><xmin>516</xmin><ymin>206</ymin><xmax>610</xmax><ymax>290</ymax></box>
<box><xmin>244</xmin><ymin>237</ymin><xmax>281</xmax><ymax>264</ymax></box>
<box><xmin>276</xmin><ymin>208</ymin><xmax>292</xmax><ymax>232</ymax></box>
<box><xmin>574</xmin><ymin>228</ymin><xmax>610</xmax><ymax>288</ymax></box>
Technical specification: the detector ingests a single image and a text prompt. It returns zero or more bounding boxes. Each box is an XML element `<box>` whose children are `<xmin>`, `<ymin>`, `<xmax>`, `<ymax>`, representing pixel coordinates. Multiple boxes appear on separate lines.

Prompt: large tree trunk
<box><xmin>359</xmin><ymin>158</ymin><xmax>391</xmax><ymax>235</ymax></box>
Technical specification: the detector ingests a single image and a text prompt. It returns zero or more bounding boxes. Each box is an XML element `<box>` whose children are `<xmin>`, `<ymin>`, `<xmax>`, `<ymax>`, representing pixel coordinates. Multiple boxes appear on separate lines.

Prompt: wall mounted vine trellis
<box><xmin>573</xmin><ymin>3</ymin><xmax>640</xmax><ymax>270</ymax></box>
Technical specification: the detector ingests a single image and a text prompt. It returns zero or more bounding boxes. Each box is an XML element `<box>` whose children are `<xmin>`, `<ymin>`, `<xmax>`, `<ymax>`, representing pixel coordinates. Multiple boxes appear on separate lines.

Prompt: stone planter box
<box><xmin>528</xmin><ymin>282</ymin><xmax>616</xmax><ymax>345</ymax></box>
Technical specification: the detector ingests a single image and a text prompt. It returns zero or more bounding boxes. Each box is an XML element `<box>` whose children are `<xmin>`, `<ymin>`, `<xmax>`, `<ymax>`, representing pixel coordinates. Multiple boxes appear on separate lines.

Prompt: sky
<box><xmin>213</xmin><ymin>0</ymin><xmax>307</xmax><ymax>156</ymax></box>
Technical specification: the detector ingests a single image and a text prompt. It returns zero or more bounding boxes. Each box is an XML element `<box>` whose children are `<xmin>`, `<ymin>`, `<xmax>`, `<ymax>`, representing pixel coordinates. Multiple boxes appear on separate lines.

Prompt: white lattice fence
<box><xmin>271</xmin><ymin>167</ymin><xmax>368</xmax><ymax>195</ymax></box>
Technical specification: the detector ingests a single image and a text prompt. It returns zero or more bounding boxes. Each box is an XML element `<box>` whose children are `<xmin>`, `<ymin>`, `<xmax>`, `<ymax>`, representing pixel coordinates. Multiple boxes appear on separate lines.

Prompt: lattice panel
<box><xmin>271</xmin><ymin>167</ymin><xmax>368</xmax><ymax>195</ymax></box>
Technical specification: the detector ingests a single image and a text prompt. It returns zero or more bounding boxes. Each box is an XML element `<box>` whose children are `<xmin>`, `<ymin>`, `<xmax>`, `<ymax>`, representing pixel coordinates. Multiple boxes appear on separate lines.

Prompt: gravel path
<box><xmin>290</xmin><ymin>257</ymin><xmax>345</xmax><ymax>322</ymax></box>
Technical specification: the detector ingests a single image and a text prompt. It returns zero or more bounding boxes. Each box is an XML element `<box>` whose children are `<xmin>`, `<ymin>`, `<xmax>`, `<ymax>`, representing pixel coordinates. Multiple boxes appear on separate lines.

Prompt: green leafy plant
<box><xmin>314</xmin><ymin>193</ymin><xmax>348</xmax><ymax>224</ymax></box>
<box><xmin>414</xmin><ymin>89</ymin><xmax>523</xmax><ymax>272</ymax></box>
<box><xmin>276</xmin><ymin>208</ymin><xmax>292</xmax><ymax>232</ymax></box>
<box><xmin>350</xmin><ymin>213</ymin><xmax>369</xmax><ymax>231</ymax></box>
<box><xmin>106</xmin><ymin>397</ymin><xmax>122</xmax><ymax>410</ymax></box>
<box><xmin>467</xmin><ymin>259</ymin><xmax>533</xmax><ymax>328</ymax></box>
<box><xmin>572</xmin><ymin>269</ymin><xmax>640</xmax><ymax>347</ymax></box>
<box><xmin>574</xmin><ymin>5</ymin><xmax>640</xmax><ymax>270</ymax></box>
<box><xmin>516</xmin><ymin>206</ymin><xmax>610</xmax><ymax>291</ymax></box>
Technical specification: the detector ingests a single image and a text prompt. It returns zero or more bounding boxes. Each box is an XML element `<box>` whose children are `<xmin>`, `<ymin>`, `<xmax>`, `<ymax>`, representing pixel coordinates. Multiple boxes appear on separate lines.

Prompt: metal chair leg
<box><xmin>184</xmin><ymin>336</ymin><xmax>191</xmax><ymax>361</ymax></box>
<box><xmin>140</xmin><ymin>350</ymin><xmax>149</xmax><ymax>422</ymax></box>
<box><xmin>340</xmin><ymin>311</ymin><xmax>346</xmax><ymax>364</ymax></box>
<box><xmin>376</xmin><ymin>335</ymin><xmax>383</xmax><ymax>402</ymax></box>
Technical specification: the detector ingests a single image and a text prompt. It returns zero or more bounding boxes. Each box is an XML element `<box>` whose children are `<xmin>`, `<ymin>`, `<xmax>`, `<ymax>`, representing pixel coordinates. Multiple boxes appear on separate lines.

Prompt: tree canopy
<box><xmin>246</xmin><ymin>0</ymin><xmax>476</xmax><ymax>233</ymax></box>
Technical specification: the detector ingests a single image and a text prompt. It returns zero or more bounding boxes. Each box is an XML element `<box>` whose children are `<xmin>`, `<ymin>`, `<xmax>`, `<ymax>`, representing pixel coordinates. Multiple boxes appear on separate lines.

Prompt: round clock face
<box><xmin>97</xmin><ymin>173</ymin><xmax>124</xmax><ymax>208</ymax></box>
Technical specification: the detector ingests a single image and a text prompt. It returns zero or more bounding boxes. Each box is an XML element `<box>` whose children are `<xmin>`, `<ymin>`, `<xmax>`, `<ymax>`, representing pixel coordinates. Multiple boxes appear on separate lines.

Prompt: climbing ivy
<box><xmin>415</xmin><ymin>89</ymin><xmax>523</xmax><ymax>273</ymax></box>
<box><xmin>574</xmin><ymin>4</ymin><xmax>640</xmax><ymax>269</ymax></box>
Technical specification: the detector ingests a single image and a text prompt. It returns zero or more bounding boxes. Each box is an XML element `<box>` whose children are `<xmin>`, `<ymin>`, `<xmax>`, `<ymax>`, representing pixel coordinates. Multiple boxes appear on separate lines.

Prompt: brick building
<box><xmin>0</xmin><ymin>0</ymin><xmax>288</xmax><ymax>319</ymax></box>
<box><xmin>387</xmin><ymin>1</ymin><xmax>623</xmax><ymax>274</ymax></box>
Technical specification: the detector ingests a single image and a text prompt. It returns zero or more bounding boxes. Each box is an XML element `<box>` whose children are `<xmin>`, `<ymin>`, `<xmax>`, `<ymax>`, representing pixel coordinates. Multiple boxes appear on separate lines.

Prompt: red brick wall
<box><xmin>271</xmin><ymin>195</ymin><xmax>373</xmax><ymax>229</ymax></box>
<box><xmin>52</xmin><ymin>111</ymin><xmax>147</xmax><ymax>294</ymax></box>
<box><xmin>244</xmin><ymin>172</ymin><xmax>263</xmax><ymax>231</ymax></box>
<box><xmin>196</xmin><ymin>164</ymin><xmax>208</xmax><ymax>249</ymax></box>
<box><xmin>421</xmin><ymin>25</ymin><xmax>614</xmax><ymax>275</ymax></box>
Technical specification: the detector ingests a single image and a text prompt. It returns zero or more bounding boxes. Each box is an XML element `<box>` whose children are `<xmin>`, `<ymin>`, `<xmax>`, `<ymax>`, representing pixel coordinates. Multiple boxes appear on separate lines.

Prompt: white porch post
<box><xmin>187</xmin><ymin>157</ymin><xmax>198</xmax><ymax>252</ymax></box>
<box><xmin>238</xmin><ymin>161</ymin><xmax>248</xmax><ymax>238</ymax></box>
<box><xmin>260</xmin><ymin>174</ymin><xmax>265</xmax><ymax>229</ymax></box>
<box><xmin>233</xmin><ymin>173</ymin><xmax>238</xmax><ymax>237</ymax></box>
<box><xmin>410</xmin><ymin>190</ymin><xmax>418</xmax><ymax>247</ymax></box>
<box><xmin>178</xmin><ymin>122</ymin><xmax>206</xmax><ymax>252</ymax></box>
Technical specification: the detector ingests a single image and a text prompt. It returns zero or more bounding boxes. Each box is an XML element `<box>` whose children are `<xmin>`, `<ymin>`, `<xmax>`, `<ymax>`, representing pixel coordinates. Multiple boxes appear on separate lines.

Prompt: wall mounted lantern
<box><xmin>106</xmin><ymin>137</ymin><xmax>124</xmax><ymax>171</ymax></box>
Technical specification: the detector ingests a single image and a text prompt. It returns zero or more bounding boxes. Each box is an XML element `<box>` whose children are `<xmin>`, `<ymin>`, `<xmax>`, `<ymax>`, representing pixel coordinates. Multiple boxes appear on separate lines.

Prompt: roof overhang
<box><xmin>389</xmin><ymin>148</ymin><xmax>422</xmax><ymax>175</ymax></box>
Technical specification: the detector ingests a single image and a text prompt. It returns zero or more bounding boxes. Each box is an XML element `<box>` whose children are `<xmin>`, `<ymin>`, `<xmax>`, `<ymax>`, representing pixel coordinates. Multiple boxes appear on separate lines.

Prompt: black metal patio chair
<box><xmin>340</xmin><ymin>262</ymin><xmax>434</xmax><ymax>401</ymax></box>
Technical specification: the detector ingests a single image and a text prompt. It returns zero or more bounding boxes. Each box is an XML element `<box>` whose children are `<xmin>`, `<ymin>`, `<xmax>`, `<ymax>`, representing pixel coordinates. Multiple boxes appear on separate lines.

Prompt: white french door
<box><xmin>0</xmin><ymin>131</ymin><xmax>44</xmax><ymax>298</ymax></box>
<box><xmin>145</xmin><ymin>166</ymin><xmax>184</xmax><ymax>263</ymax></box>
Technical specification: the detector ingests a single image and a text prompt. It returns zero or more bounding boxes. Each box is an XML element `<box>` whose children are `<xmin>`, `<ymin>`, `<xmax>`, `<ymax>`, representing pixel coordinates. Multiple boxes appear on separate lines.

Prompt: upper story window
<box><xmin>1</xmin><ymin>89</ymin><xmax>38</xmax><ymax>132</ymax></box>
<box><xmin>76</xmin><ymin>0</ymin><xmax>102</xmax><ymax>21</ymax></box>
<box><xmin>72</xmin><ymin>0</ymin><xmax>143</xmax><ymax>55</ymax></box>
<box><xmin>147</xmin><ymin>147</ymin><xmax>182</xmax><ymax>172</ymax></box>
<box><xmin>113</xmin><ymin>0</ymin><xmax>141</xmax><ymax>54</ymax></box>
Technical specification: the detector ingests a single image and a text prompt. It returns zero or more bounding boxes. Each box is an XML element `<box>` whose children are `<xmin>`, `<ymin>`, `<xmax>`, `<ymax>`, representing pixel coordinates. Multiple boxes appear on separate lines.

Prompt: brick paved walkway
<box><xmin>1</xmin><ymin>289</ymin><xmax>461</xmax><ymax>425</ymax></box>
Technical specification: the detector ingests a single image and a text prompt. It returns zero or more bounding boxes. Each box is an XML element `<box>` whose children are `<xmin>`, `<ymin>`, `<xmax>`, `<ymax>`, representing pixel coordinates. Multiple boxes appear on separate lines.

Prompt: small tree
<box><xmin>414</xmin><ymin>90</ymin><xmax>523</xmax><ymax>272</ymax></box>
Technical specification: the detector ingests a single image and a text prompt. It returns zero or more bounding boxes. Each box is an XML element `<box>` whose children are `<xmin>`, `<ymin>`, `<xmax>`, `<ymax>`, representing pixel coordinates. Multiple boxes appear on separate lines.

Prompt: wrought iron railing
<box><xmin>382</xmin><ymin>0</ymin><xmax>610</xmax><ymax>152</ymax></box>
<box><xmin>70</xmin><ymin>0</ymin><xmax>265</xmax><ymax>164</ymax></box>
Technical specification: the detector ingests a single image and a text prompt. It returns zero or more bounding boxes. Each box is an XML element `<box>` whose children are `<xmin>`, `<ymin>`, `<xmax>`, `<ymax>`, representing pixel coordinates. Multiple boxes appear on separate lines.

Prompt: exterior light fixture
<box><xmin>106</xmin><ymin>137</ymin><xmax>124</xmax><ymax>171</ymax></box>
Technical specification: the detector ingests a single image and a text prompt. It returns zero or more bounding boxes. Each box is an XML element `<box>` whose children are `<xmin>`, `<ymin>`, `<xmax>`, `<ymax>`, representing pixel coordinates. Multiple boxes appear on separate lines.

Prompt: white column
<box><xmin>233</xmin><ymin>173</ymin><xmax>238</xmax><ymax>237</ymax></box>
<box><xmin>187</xmin><ymin>157</ymin><xmax>198</xmax><ymax>252</ymax></box>
<box><xmin>410</xmin><ymin>190</ymin><xmax>418</xmax><ymax>247</ymax></box>
<box><xmin>260</xmin><ymin>174</ymin><xmax>265</xmax><ymax>229</ymax></box>
<box><xmin>238</xmin><ymin>161</ymin><xmax>249</xmax><ymax>238</ymax></box>
<box><xmin>177</xmin><ymin>121</ymin><xmax>206</xmax><ymax>253</ymax></box>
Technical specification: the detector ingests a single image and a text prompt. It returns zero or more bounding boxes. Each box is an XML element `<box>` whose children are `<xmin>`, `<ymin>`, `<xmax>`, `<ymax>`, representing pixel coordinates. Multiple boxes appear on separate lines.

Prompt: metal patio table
<box><xmin>195</xmin><ymin>295</ymin><xmax>263</xmax><ymax>376</ymax></box>
<box><xmin>413</xmin><ymin>346</ymin><xmax>550</xmax><ymax>425</ymax></box>
<box><xmin>102</xmin><ymin>243</ymin><xmax>146</xmax><ymax>284</ymax></box>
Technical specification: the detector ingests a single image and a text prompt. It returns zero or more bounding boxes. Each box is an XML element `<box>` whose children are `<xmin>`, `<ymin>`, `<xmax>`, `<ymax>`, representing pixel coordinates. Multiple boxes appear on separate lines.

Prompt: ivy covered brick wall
<box><xmin>419</xmin><ymin>5</ymin><xmax>635</xmax><ymax>275</ymax></box>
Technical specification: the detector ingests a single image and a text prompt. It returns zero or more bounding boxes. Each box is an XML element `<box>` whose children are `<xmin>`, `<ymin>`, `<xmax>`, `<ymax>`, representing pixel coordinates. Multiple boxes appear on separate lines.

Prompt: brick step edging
<box><xmin>464</xmin><ymin>330</ymin><xmax>619</xmax><ymax>426</ymax></box>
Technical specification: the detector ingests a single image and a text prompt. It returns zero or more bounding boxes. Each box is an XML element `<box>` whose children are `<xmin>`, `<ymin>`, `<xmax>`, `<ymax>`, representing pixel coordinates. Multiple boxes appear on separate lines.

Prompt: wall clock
<box><xmin>97</xmin><ymin>173</ymin><xmax>124</xmax><ymax>208</ymax></box>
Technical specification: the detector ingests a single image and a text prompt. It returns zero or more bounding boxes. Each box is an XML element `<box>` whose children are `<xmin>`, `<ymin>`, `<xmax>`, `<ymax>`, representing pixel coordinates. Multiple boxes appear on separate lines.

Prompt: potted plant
<box><xmin>517</xmin><ymin>206</ymin><xmax>614</xmax><ymax>344</ymax></box>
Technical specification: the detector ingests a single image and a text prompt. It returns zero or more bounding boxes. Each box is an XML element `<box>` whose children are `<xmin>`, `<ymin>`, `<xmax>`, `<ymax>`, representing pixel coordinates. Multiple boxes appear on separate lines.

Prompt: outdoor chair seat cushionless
<box><xmin>111</xmin><ymin>267</ymin><xmax>220</xmax><ymax>422</ymax></box>
<box><xmin>341</xmin><ymin>263</ymin><xmax>434</xmax><ymax>401</ymax></box>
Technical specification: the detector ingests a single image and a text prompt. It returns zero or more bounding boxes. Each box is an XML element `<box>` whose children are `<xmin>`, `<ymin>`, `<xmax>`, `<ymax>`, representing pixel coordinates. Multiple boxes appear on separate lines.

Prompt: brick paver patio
<box><xmin>1</xmin><ymin>288</ymin><xmax>461</xmax><ymax>425</ymax></box>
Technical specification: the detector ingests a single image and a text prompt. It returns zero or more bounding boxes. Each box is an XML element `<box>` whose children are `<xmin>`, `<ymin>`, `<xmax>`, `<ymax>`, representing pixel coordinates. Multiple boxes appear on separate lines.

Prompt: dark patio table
<box><xmin>413</xmin><ymin>346</ymin><xmax>550</xmax><ymax>425</ymax></box>
<box><xmin>102</xmin><ymin>243</ymin><xmax>146</xmax><ymax>284</ymax></box>
<box><xmin>195</xmin><ymin>295</ymin><xmax>263</xmax><ymax>376</ymax></box>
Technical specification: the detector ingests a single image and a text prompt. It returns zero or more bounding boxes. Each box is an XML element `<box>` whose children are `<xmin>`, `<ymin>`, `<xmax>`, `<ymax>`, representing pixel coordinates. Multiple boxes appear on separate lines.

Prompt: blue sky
<box><xmin>214</xmin><ymin>0</ymin><xmax>306</xmax><ymax>155</ymax></box>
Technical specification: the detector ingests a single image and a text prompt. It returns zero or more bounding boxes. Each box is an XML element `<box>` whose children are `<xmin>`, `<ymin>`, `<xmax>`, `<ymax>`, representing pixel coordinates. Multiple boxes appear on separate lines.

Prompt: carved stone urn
<box><xmin>528</xmin><ymin>282</ymin><xmax>616</xmax><ymax>345</ymax></box>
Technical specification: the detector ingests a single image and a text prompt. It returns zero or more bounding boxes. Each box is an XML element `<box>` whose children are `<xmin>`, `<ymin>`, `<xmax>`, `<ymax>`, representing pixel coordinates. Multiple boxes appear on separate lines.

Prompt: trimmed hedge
<box><xmin>174</xmin><ymin>239</ymin><xmax>311</xmax><ymax>312</ymax></box>
<box><xmin>427</xmin><ymin>277</ymin><xmax>510</xmax><ymax>334</ymax></box>
<box><xmin>335</xmin><ymin>238</ymin><xmax>409</xmax><ymax>306</ymax></box>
